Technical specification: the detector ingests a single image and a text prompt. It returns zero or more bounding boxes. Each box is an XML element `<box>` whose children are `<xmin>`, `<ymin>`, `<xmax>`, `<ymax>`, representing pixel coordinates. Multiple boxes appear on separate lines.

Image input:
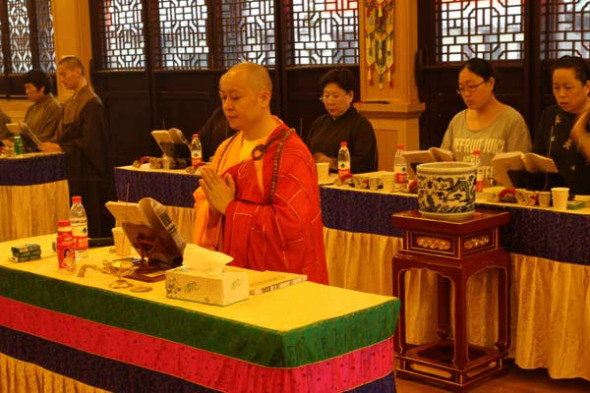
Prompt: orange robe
<box><xmin>193</xmin><ymin>123</ymin><xmax>328</xmax><ymax>284</ymax></box>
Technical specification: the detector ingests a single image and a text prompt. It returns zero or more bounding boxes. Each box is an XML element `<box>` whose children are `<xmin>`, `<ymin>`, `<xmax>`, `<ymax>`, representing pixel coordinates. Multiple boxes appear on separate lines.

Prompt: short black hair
<box><xmin>462</xmin><ymin>58</ymin><xmax>496</xmax><ymax>82</ymax></box>
<box><xmin>552</xmin><ymin>55</ymin><xmax>590</xmax><ymax>84</ymax></box>
<box><xmin>24</xmin><ymin>70</ymin><xmax>53</xmax><ymax>95</ymax></box>
<box><xmin>320</xmin><ymin>68</ymin><xmax>355</xmax><ymax>94</ymax></box>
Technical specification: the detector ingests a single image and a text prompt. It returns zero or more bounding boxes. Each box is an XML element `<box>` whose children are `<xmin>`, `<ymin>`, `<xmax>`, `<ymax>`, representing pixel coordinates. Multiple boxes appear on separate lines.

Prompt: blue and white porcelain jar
<box><xmin>416</xmin><ymin>162</ymin><xmax>477</xmax><ymax>220</ymax></box>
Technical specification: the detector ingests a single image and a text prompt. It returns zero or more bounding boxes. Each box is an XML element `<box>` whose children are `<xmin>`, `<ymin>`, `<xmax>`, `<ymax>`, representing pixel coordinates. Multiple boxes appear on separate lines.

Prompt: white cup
<box><xmin>538</xmin><ymin>191</ymin><xmax>551</xmax><ymax>208</ymax></box>
<box><xmin>112</xmin><ymin>227</ymin><xmax>132</xmax><ymax>257</ymax></box>
<box><xmin>316</xmin><ymin>162</ymin><xmax>330</xmax><ymax>183</ymax></box>
<box><xmin>551</xmin><ymin>187</ymin><xmax>569</xmax><ymax>211</ymax></box>
<box><xmin>382</xmin><ymin>173</ymin><xmax>395</xmax><ymax>193</ymax></box>
<box><xmin>368</xmin><ymin>177</ymin><xmax>379</xmax><ymax>190</ymax></box>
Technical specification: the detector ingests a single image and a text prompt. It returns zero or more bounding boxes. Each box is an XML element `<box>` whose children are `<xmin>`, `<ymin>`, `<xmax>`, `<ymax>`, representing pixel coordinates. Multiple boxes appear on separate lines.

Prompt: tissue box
<box><xmin>165</xmin><ymin>267</ymin><xmax>249</xmax><ymax>306</ymax></box>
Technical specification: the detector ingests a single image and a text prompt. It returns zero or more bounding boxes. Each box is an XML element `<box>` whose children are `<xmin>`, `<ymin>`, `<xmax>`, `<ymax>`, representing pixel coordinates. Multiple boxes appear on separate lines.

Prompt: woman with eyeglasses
<box><xmin>305</xmin><ymin>68</ymin><xmax>377</xmax><ymax>173</ymax></box>
<box><xmin>533</xmin><ymin>55</ymin><xmax>590</xmax><ymax>195</ymax></box>
<box><xmin>441</xmin><ymin>58</ymin><xmax>531</xmax><ymax>165</ymax></box>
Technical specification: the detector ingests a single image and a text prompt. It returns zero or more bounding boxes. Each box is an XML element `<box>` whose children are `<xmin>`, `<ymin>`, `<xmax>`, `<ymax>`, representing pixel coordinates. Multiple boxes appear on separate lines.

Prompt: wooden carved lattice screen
<box><xmin>34</xmin><ymin>0</ymin><xmax>55</xmax><ymax>73</ymax></box>
<box><xmin>0</xmin><ymin>19</ymin><xmax>3</xmax><ymax>74</ymax></box>
<box><xmin>96</xmin><ymin>0</ymin><xmax>146</xmax><ymax>70</ymax></box>
<box><xmin>541</xmin><ymin>0</ymin><xmax>590</xmax><ymax>59</ymax></box>
<box><xmin>7</xmin><ymin>0</ymin><xmax>33</xmax><ymax>73</ymax></box>
<box><xmin>216</xmin><ymin>1</ymin><xmax>276</xmax><ymax>67</ymax></box>
<box><xmin>156</xmin><ymin>0</ymin><xmax>209</xmax><ymax>69</ymax></box>
<box><xmin>0</xmin><ymin>0</ymin><xmax>55</xmax><ymax>76</ymax></box>
<box><xmin>284</xmin><ymin>0</ymin><xmax>359</xmax><ymax>66</ymax></box>
<box><xmin>434</xmin><ymin>0</ymin><xmax>525</xmax><ymax>62</ymax></box>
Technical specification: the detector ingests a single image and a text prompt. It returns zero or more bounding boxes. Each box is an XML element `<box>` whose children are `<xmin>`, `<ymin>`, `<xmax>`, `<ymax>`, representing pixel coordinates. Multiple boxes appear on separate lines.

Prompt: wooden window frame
<box><xmin>0</xmin><ymin>0</ymin><xmax>56</xmax><ymax>98</ymax></box>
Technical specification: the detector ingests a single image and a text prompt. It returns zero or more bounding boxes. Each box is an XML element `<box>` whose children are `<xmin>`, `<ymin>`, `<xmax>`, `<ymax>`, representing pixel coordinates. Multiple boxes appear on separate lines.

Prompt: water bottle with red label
<box><xmin>393</xmin><ymin>144</ymin><xmax>408</xmax><ymax>192</ymax></box>
<box><xmin>337</xmin><ymin>141</ymin><xmax>352</xmax><ymax>180</ymax></box>
<box><xmin>69</xmin><ymin>196</ymin><xmax>88</xmax><ymax>260</ymax></box>
<box><xmin>191</xmin><ymin>134</ymin><xmax>203</xmax><ymax>168</ymax></box>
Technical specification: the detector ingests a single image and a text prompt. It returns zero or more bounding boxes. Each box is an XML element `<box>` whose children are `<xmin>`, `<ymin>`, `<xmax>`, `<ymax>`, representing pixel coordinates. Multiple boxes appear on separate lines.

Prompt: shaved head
<box><xmin>58</xmin><ymin>56</ymin><xmax>85</xmax><ymax>75</ymax></box>
<box><xmin>221</xmin><ymin>62</ymin><xmax>272</xmax><ymax>96</ymax></box>
<box><xmin>218</xmin><ymin>62</ymin><xmax>276</xmax><ymax>138</ymax></box>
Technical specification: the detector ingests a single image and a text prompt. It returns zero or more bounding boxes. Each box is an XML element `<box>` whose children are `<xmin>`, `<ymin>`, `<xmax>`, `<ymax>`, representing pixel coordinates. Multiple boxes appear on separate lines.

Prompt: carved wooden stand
<box><xmin>392</xmin><ymin>210</ymin><xmax>511</xmax><ymax>392</ymax></box>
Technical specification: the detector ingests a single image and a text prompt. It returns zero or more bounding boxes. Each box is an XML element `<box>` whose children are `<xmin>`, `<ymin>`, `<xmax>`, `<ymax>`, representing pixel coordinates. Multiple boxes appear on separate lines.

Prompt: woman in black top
<box><xmin>305</xmin><ymin>68</ymin><xmax>377</xmax><ymax>174</ymax></box>
<box><xmin>533</xmin><ymin>56</ymin><xmax>590</xmax><ymax>195</ymax></box>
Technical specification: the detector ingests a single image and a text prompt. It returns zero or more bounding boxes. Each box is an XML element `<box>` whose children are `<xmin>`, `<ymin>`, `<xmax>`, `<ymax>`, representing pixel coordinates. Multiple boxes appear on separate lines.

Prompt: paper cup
<box><xmin>382</xmin><ymin>173</ymin><xmax>395</xmax><ymax>193</ymax></box>
<box><xmin>368</xmin><ymin>177</ymin><xmax>379</xmax><ymax>190</ymax></box>
<box><xmin>551</xmin><ymin>187</ymin><xmax>569</xmax><ymax>211</ymax></box>
<box><xmin>316</xmin><ymin>162</ymin><xmax>330</xmax><ymax>182</ymax></box>
<box><xmin>538</xmin><ymin>191</ymin><xmax>551</xmax><ymax>208</ymax></box>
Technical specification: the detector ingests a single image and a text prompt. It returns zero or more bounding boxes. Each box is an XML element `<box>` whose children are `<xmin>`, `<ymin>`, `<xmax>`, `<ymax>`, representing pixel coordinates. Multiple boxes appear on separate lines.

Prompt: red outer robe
<box><xmin>195</xmin><ymin>123</ymin><xmax>328</xmax><ymax>285</ymax></box>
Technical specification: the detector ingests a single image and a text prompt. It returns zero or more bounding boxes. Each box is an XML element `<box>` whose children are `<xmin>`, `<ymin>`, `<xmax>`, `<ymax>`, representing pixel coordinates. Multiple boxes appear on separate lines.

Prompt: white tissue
<box><xmin>182</xmin><ymin>243</ymin><xmax>233</xmax><ymax>275</ymax></box>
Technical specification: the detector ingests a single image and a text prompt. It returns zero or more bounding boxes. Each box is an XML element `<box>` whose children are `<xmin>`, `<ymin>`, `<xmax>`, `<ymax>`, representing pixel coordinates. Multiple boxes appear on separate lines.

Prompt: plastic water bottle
<box><xmin>337</xmin><ymin>141</ymin><xmax>351</xmax><ymax>180</ymax></box>
<box><xmin>191</xmin><ymin>134</ymin><xmax>203</xmax><ymax>168</ymax></box>
<box><xmin>393</xmin><ymin>144</ymin><xmax>408</xmax><ymax>192</ymax></box>
<box><xmin>469</xmin><ymin>150</ymin><xmax>484</xmax><ymax>193</ymax></box>
<box><xmin>13</xmin><ymin>134</ymin><xmax>23</xmax><ymax>155</ymax></box>
<box><xmin>69</xmin><ymin>195</ymin><xmax>88</xmax><ymax>260</ymax></box>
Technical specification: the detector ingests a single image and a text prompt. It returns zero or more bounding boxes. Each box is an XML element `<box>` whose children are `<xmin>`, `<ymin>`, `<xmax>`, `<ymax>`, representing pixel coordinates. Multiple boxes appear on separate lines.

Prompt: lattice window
<box><xmin>285</xmin><ymin>0</ymin><xmax>359</xmax><ymax>66</ymax></box>
<box><xmin>218</xmin><ymin>1</ymin><xmax>276</xmax><ymax>67</ymax></box>
<box><xmin>8</xmin><ymin>0</ymin><xmax>33</xmax><ymax>74</ymax></box>
<box><xmin>157</xmin><ymin>0</ymin><xmax>209</xmax><ymax>69</ymax></box>
<box><xmin>35</xmin><ymin>0</ymin><xmax>56</xmax><ymax>73</ymax></box>
<box><xmin>0</xmin><ymin>27</ymin><xmax>3</xmax><ymax>74</ymax></box>
<box><xmin>97</xmin><ymin>0</ymin><xmax>146</xmax><ymax>70</ymax></box>
<box><xmin>435</xmin><ymin>0</ymin><xmax>525</xmax><ymax>62</ymax></box>
<box><xmin>541</xmin><ymin>0</ymin><xmax>590</xmax><ymax>59</ymax></box>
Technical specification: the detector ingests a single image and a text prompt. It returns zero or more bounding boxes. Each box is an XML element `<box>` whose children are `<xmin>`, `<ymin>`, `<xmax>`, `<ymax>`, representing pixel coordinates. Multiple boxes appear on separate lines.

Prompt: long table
<box><xmin>320</xmin><ymin>185</ymin><xmax>590</xmax><ymax>381</ymax></box>
<box><xmin>112</xmin><ymin>166</ymin><xmax>590</xmax><ymax>380</ymax></box>
<box><xmin>0</xmin><ymin>235</ymin><xmax>399</xmax><ymax>393</ymax></box>
<box><xmin>0</xmin><ymin>153</ymin><xmax>69</xmax><ymax>242</ymax></box>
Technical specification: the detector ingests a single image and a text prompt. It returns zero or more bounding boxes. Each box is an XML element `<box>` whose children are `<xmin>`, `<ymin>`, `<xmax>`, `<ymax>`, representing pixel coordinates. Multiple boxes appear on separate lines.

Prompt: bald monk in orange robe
<box><xmin>193</xmin><ymin>62</ymin><xmax>329</xmax><ymax>285</ymax></box>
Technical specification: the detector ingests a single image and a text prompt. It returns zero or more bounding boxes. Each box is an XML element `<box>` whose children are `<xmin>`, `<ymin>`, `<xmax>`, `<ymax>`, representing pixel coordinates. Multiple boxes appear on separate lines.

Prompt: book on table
<box><xmin>6</xmin><ymin>122</ymin><xmax>42</xmax><ymax>151</ymax></box>
<box><xmin>151</xmin><ymin>128</ymin><xmax>191</xmax><ymax>165</ymax></box>
<box><xmin>105</xmin><ymin>197</ymin><xmax>186</xmax><ymax>277</ymax></box>
<box><xmin>224</xmin><ymin>266</ymin><xmax>307</xmax><ymax>295</ymax></box>
<box><xmin>402</xmin><ymin>147</ymin><xmax>454</xmax><ymax>178</ymax></box>
<box><xmin>491</xmin><ymin>152</ymin><xmax>560</xmax><ymax>189</ymax></box>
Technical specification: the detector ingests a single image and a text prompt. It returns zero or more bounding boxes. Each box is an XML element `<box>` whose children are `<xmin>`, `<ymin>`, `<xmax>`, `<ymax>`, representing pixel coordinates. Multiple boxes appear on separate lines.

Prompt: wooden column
<box><xmin>357</xmin><ymin>0</ymin><xmax>425</xmax><ymax>171</ymax></box>
<box><xmin>51</xmin><ymin>0</ymin><xmax>93</xmax><ymax>101</ymax></box>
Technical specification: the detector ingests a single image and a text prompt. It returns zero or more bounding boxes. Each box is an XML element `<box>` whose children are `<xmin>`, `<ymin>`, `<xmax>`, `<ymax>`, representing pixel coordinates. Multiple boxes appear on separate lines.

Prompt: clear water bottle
<box><xmin>469</xmin><ymin>150</ymin><xmax>484</xmax><ymax>193</ymax></box>
<box><xmin>337</xmin><ymin>141</ymin><xmax>351</xmax><ymax>180</ymax></box>
<box><xmin>191</xmin><ymin>134</ymin><xmax>203</xmax><ymax>168</ymax></box>
<box><xmin>13</xmin><ymin>134</ymin><xmax>23</xmax><ymax>155</ymax></box>
<box><xmin>69</xmin><ymin>195</ymin><xmax>88</xmax><ymax>260</ymax></box>
<box><xmin>393</xmin><ymin>144</ymin><xmax>408</xmax><ymax>192</ymax></box>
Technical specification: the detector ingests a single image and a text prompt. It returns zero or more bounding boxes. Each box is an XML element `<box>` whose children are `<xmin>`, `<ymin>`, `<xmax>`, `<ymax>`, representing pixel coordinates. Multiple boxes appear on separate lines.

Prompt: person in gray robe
<box><xmin>39</xmin><ymin>56</ymin><xmax>114</xmax><ymax>237</ymax></box>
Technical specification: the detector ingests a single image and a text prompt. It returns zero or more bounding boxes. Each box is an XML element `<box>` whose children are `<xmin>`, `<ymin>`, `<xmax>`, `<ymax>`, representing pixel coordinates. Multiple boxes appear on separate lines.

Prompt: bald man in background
<box><xmin>193</xmin><ymin>62</ymin><xmax>329</xmax><ymax>284</ymax></box>
<box><xmin>39</xmin><ymin>56</ymin><xmax>114</xmax><ymax>237</ymax></box>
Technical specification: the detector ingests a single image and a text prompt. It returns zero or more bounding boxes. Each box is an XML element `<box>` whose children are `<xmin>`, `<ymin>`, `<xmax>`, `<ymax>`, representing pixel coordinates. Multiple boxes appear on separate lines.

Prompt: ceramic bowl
<box><xmin>416</xmin><ymin>162</ymin><xmax>477</xmax><ymax>220</ymax></box>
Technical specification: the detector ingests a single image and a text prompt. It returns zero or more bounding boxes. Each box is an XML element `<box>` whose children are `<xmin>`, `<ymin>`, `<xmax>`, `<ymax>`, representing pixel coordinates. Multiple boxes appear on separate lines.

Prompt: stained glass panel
<box><xmin>97</xmin><ymin>0</ymin><xmax>146</xmax><ymax>70</ymax></box>
<box><xmin>541</xmin><ymin>0</ymin><xmax>590</xmax><ymax>59</ymax></box>
<box><xmin>8</xmin><ymin>0</ymin><xmax>33</xmax><ymax>73</ymax></box>
<box><xmin>286</xmin><ymin>0</ymin><xmax>359</xmax><ymax>66</ymax></box>
<box><xmin>435</xmin><ymin>0</ymin><xmax>525</xmax><ymax>62</ymax></box>
<box><xmin>35</xmin><ymin>0</ymin><xmax>56</xmax><ymax>73</ymax></box>
<box><xmin>157</xmin><ymin>0</ymin><xmax>209</xmax><ymax>69</ymax></box>
<box><xmin>219</xmin><ymin>1</ymin><xmax>275</xmax><ymax>67</ymax></box>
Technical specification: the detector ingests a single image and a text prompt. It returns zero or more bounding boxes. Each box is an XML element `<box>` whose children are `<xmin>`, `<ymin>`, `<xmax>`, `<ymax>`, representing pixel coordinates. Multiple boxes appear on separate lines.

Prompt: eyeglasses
<box><xmin>319</xmin><ymin>93</ymin><xmax>345</xmax><ymax>102</ymax></box>
<box><xmin>456</xmin><ymin>80</ymin><xmax>487</xmax><ymax>95</ymax></box>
